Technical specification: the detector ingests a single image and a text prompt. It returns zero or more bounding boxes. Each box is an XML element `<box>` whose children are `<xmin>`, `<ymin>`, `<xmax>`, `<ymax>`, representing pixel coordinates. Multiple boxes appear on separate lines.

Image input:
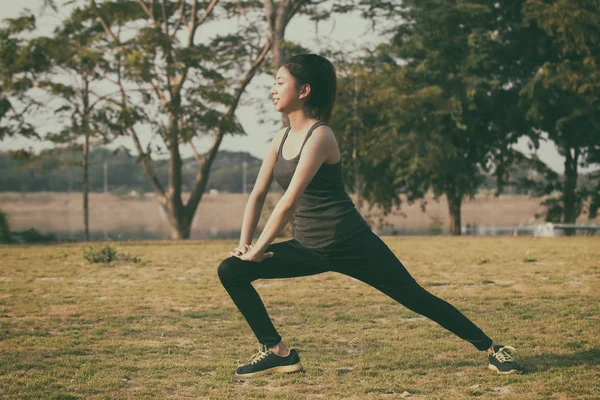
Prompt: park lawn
<box><xmin>0</xmin><ymin>237</ymin><xmax>598</xmax><ymax>399</ymax></box>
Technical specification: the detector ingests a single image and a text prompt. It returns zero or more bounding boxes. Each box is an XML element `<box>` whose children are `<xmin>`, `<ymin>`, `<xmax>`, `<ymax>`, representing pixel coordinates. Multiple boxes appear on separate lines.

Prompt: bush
<box><xmin>428</xmin><ymin>215</ymin><xmax>444</xmax><ymax>236</ymax></box>
<box><xmin>118</xmin><ymin>251</ymin><xmax>142</xmax><ymax>263</ymax></box>
<box><xmin>82</xmin><ymin>244</ymin><xmax>117</xmax><ymax>263</ymax></box>
<box><xmin>81</xmin><ymin>244</ymin><xmax>142</xmax><ymax>264</ymax></box>
<box><xmin>13</xmin><ymin>228</ymin><xmax>57</xmax><ymax>243</ymax></box>
<box><xmin>0</xmin><ymin>211</ymin><xmax>12</xmax><ymax>244</ymax></box>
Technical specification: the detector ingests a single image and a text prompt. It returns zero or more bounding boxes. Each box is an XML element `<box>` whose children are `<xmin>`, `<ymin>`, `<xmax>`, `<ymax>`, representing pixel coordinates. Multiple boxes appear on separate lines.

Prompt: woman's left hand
<box><xmin>230</xmin><ymin>245</ymin><xmax>274</xmax><ymax>263</ymax></box>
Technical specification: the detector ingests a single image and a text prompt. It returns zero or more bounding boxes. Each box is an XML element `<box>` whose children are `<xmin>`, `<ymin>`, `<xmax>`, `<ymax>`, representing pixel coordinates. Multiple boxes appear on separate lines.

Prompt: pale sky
<box><xmin>0</xmin><ymin>0</ymin><xmax>572</xmax><ymax>173</ymax></box>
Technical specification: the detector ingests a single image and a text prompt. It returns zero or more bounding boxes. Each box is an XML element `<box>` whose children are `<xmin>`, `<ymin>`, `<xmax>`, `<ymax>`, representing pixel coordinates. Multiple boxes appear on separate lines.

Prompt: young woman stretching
<box><xmin>217</xmin><ymin>54</ymin><xmax>523</xmax><ymax>379</ymax></box>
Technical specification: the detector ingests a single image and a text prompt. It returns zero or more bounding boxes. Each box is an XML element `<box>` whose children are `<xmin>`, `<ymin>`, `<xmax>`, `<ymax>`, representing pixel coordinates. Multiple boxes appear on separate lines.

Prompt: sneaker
<box><xmin>234</xmin><ymin>344</ymin><xmax>303</xmax><ymax>379</ymax></box>
<box><xmin>488</xmin><ymin>345</ymin><xmax>523</xmax><ymax>374</ymax></box>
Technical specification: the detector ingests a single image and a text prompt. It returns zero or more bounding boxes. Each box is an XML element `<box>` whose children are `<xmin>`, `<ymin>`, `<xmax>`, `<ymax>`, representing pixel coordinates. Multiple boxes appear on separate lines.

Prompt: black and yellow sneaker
<box><xmin>234</xmin><ymin>344</ymin><xmax>303</xmax><ymax>379</ymax></box>
<box><xmin>488</xmin><ymin>345</ymin><xmax>523</xmax><ymax>374</ymax></box>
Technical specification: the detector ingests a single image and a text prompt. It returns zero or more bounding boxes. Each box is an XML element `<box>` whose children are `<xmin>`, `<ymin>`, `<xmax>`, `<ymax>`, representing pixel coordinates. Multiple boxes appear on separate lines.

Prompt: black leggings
<box><xmin>218</xmin><ymin>229</ymin><xmax>493</xmax><ymax>351</ymax></box>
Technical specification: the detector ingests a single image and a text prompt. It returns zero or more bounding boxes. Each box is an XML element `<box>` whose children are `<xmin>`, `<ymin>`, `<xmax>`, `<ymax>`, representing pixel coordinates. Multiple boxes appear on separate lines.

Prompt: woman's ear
<box><xmin>298</xmin><ymin>83</ymin><xmax>311</xmax><ymax>100</ymax></box>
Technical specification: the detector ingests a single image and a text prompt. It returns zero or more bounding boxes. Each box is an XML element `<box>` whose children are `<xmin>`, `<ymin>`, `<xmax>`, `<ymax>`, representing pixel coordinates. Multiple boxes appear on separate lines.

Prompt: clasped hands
<box><xmin>229</xmin><ymin>244</ymin><xmax>274</xmax><ymax>263</ymax></box>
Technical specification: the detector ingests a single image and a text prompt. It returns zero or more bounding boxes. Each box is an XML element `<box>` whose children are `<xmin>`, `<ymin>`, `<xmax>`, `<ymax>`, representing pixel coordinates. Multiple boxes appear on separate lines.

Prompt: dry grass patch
<box><xmin>0</xmin><ymin>237</ymin><xmax>599</xmax><ymax>399</ymax></box>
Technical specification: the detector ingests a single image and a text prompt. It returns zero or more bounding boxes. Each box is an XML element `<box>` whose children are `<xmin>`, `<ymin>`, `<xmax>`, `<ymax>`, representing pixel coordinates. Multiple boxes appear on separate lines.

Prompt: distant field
<box><xmin>0</xmin><ymin>237</ymin><xmax>598</xmax><ymax>399</ymax></box>
<box><xmin>2</xmin><ymin>191</ymin><xmax>589</xmax><ymax>239</ymax></box>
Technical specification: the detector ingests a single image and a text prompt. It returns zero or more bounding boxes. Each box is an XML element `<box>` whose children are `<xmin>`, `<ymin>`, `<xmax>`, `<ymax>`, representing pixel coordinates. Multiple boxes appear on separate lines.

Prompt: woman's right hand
<box><xmin>229</xmin><ymin>244</ymin><xmax>251</xmax><ymax>258</ymax></box>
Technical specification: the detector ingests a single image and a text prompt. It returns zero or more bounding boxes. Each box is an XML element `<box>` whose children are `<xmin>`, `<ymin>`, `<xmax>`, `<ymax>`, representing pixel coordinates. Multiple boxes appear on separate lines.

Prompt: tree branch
<box><xmin>129</xmin><ymin>126</ymin><xmax>167</xmax><ymax>205</ymax></box>
<box><xmin>115</xmin><ymin>54</ymin><xmax>167</xmax><ymax>203</ymax></box>
<box><xmin>90</xmin><ymin>2</ymin><xmax>170</xmax><ymax>110</ymax></box>
<box><xmin>90</xmin><ymin>0</ymin><xmax>121</xmax><ymax>44</ymax></box>
<box><xmin>226</xmin><ymin>39</ymin><xmax>271</xmax><ymax>121</ymax></box>
<box><xmin>185</xmin><ymin>39</ymin><xmax>271</xmax><ymax>214</ymax></box>
<box><xmin>264</xmin><ymin>0</ymin><xmax>274</xmax><ymax>30</ymax></box>
<box><xmin>149</xmin><ymin>79</ymin><xmax>169</xmax><ymax>107</ymax></box>
<box><xmin>171</xmin><ymin>0</ymin><xmax>217</xmax><ymax>99</ymax></box>
<box><xmin>161</xmin><ymin>0</ymin><xmax>169</xmax><ymax>35</ymax></box>
<box><xmin>172</xmin><ymin>0</ymin><xmax>186</xmax><ymax>35</ymax></box>
<box><xmin>88</xmin><ymin>91</ymin><xmax>118</xmax><ymax>112</ymax></box>
<box><xmin>187</xmin><ymin>0</ymin><xmax>199</xmax><ymax>47</ymax></box>
<box><xmin>286</xmin><ymin>0</ymin><xmax>310</xmax><ymax>25</ymax></box>
<box><xmin>194</xmin><ymin>0</ymin><xmax>218</xmax><ymax>37</ymax></box>
<box><xmin>160</xmin><ymin>0</ymin><xmax>175</xmax><ymax>96</ymax></box>
<box><xmin>189</xmin><ymin>140</ymin><xmax>205</xmax><ymax>166</ymax></box>
<box><xmin>137</xmin><ymin>0</ymin><xmax>159</xmax><ymax>26</ymax></box>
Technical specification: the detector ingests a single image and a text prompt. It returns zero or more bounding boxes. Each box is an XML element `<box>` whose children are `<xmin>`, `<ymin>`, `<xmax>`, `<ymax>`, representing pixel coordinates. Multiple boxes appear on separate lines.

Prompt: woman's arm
<box><xmin>247</xmin><ymin>125</ymin><xmax>337</xmax><ymax>258</ymax></box>
<box><xmin>237</xmin><ymin>128</ymin><xmax>286</xmax><ymax>247</ymax></box>
<box><xmin>238</xmin><ymin>195</ymin><xmax>267</xmax><ymax>247</ymax></box>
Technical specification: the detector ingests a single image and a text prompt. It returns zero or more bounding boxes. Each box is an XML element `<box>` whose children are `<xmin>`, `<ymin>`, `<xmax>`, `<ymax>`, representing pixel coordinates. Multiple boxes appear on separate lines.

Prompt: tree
<box><xmin>82</xmin><ymin>0</ymin><xmax>347</xmax><ymax>239</ymax></box>
<box><xmin>80</xmin><ymin>0</ymin><xmax>273</xmax><ymax>239</ymax></box>
<box><xmin>40</xmin><ymin>8</ymin><xmax>117</xmax><ymax>240</ymax></box>
<box><xmin>0</xmin><ymin>12</ymin><xmax>53</xmax><ymax>242</ymax></box>
<box><xmin>517</xmin><ymin>0</ymin><xmax>600</xmax><ymax>233</ymax></box>
<box><xmin>264</xmin><ymin>0</ymin><xmax>310</xmax><ymax>72</ymax></box>
<box><xmin>331</xmin><ymin>55</ymin><xmax>431</xmax><ymax>219</ymax></box>
<box><xmin>333</xmin><ymin>0</ymin><xmax>527</xmax><ymax>235</ymax></box>
<box><xmin>90</xmin><ymin>0</ymin><xmax>366</xmax><ymax>239</ymax></box>
<box><xmin>265</xmin><ymin>0</ymin><xmax>399</xmax><ymax>72</ymax></box>
<box><xmin>262</xmin><ymin>0</ymin><xmax>385</xmax><ymax>127</ymax></box>
<box><xmin>1</xmin><ymin>7</ymin><xmax>118</xmax><ymax>241</ymax></box>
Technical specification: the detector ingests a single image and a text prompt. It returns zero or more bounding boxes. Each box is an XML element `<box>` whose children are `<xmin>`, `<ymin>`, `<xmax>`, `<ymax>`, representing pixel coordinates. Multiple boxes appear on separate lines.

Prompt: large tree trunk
<box><xmin>166</xmin><ymin>206</ymin><xmax>191</xmax><ymax>240</ymax></box>
<box><xmin>266</xmin><ymin>0</ymin><xmax>299</xmax><ymax>70</ymax></box>
<box><xmin>82</xmin><ymin>130</ymin><xmax>90</xmax><ymax>241</ymax></box>
<box><xmin>447</xmin><ymin>193</ymin><xmax>463</xmax><ymax>236</ymax></box>
<box><xmin>265</xmin><ymin>0</ymin><xmax>309</xmax><ymax>127</ymax></box>
<box><xmin>562</xmin><ymin>148</ymin><xmax>579</xmax><ymax>236</ymax></box>
<box><xmin>167</xmin><ymin>118</ymin><xmax>189</xmax><ymax>240</ymax></box>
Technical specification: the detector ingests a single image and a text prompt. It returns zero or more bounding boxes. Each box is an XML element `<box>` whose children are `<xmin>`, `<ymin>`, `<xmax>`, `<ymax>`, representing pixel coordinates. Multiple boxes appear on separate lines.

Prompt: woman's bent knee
<box><xmin>217</xmin><ymin>256</ymin><xmax>243</xmax><ymax>283</ymax></box>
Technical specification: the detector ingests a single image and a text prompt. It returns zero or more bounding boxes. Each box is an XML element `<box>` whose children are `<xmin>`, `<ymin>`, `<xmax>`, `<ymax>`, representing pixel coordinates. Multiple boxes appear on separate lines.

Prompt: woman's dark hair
<box><xmin>282</xmin><ymin>54</ymin><xmax>337</xmax><ymax>123</ymax></box>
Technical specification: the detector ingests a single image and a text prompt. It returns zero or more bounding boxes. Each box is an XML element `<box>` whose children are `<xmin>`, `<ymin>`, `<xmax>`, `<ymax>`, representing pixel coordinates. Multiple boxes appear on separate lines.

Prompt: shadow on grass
<box><xmin>520</xmin><ymin>348</ymin><xmax>600</xmax><ymax>373</ymax></box>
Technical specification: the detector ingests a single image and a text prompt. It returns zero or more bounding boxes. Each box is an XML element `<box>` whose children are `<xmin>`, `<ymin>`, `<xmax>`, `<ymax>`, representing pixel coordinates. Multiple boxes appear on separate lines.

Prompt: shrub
<box><xmin>14</xmin><ymin>228</ymin><xmax>57</xmax><ymax>243</ymax></box>
<box><xmin>0</xmin><ymin>211</ymin><xmax>12</xmax><ymax>244</ymax></box>
<box><xmin>428</xmin><ymin>215</ymin><xmax>444</xmax><ymax>236</ymax></box>
<box><xmin>82</xmin><ymin>244</ymin><xmax>117</xmax><ymax>264</ymax></box>
<box><xmin>81</xmin><ymin>244</ymin><xmax>142</xmax><ymax>264</ymax></box>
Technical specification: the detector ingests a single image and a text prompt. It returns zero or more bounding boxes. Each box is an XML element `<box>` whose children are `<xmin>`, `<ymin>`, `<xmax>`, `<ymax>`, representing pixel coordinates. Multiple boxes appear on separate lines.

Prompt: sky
<box><xmin>0</xmin><ymin>0</ymin><xmax>572</xmax><ymax>173</ymax></box>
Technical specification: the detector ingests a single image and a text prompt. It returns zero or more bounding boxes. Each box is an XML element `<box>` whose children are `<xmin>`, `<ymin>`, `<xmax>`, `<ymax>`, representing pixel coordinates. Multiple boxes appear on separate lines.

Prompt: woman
<box><xmin>217</xmin><ymin>54</ymin><xmax>522</xmax><ymax>379</ymax></box>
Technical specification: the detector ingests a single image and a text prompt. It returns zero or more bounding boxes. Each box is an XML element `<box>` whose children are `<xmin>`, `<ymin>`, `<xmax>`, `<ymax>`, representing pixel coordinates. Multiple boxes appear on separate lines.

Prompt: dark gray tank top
<box><xmin>272</xmin><ymin>121</ymin><xmax>371</xmax><ymax>249</ymax></box>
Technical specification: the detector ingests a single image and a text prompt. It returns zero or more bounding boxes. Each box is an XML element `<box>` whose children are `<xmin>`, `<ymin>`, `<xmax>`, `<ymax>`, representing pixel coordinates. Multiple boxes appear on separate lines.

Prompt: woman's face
<box><xmin>271</xmin><ymin>66</ymin><xmax>306</xmax><ymax>114</ymax></box>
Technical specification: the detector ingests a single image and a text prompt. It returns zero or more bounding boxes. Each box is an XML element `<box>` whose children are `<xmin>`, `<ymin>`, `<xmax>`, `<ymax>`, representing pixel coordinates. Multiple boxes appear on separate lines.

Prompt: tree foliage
<box><xmin>1</xmin><ymin>5</ymin><xmax>122</xmax><ymax>240</ymax></box>
<box><xmin>0</xmin><ymin>13</ymin><xmax>51</xmax><ymax>139</ymax></box>
<box><xmin>42</xmin><ymin>0</ymin><xmax>274</xmax><ymax>239</ymax></box>
<box><xmin>334</xmin><ymin>0</ymin><xmax>600</xmax><ymax>234</ymax></box>
<box><xmin>517</xmin><ymin>0</ymin><xmax>600</xmax><ymax>229</ymax></box>
<box><xmin>334</xmin><ymin>0</ymin><xmax>528</xmax><ymax>235</ymax></box>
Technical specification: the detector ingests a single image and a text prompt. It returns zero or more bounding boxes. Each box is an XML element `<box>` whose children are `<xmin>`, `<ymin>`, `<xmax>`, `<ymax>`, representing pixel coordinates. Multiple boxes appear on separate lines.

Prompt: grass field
<box><xmin>1</xmin><ymin>237</ymin><xmax>599</xmax><ymax>399</ymax></box>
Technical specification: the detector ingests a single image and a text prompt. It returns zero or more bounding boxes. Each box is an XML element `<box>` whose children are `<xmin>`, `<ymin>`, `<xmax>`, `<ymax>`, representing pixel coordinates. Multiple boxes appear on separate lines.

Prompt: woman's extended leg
<box><xmin>322</xmin><ymin>230</ymin><xmax>523</xmax><ymax>374</ymax></box>
<box><xmin>323</xmin><ymin>230</ymin><xmax>493</xmax><ymax>351</ymax></box>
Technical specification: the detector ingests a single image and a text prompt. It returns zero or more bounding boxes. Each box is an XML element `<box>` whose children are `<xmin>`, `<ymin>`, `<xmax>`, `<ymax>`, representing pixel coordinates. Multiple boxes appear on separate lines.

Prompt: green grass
<box><xmin>0</xmin><ymin>237</ymin><xmax>599</xmax><ymax>399</ymax></box>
